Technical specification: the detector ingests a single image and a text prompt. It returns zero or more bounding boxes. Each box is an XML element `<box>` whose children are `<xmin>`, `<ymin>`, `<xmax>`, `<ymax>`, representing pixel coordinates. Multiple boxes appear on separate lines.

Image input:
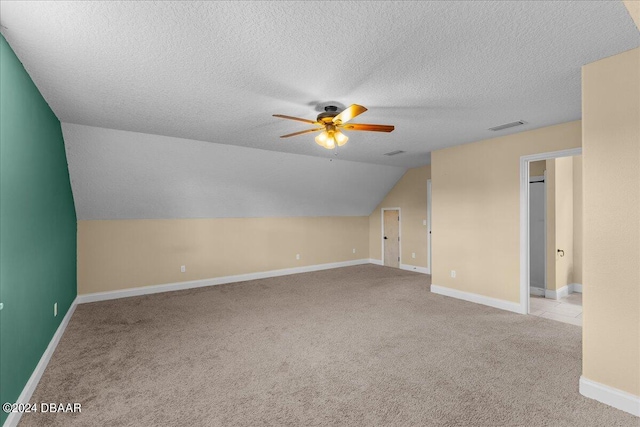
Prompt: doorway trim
<box><xmin>519</xmin><ymin>147</ymin><xmax>582</xmax><ymax>315</ymax></box>
<box><xmin>381</xmin><ymin>207</ymin><xmax>401</xmax><ymax>267</ymax></box>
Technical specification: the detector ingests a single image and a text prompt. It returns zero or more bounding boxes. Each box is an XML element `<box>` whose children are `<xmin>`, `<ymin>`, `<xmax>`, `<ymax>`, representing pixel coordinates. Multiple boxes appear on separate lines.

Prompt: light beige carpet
<box><xmin>19</xmin><ymin>265</ymin><xmax>637</xmax><ymax>426</ymax></box>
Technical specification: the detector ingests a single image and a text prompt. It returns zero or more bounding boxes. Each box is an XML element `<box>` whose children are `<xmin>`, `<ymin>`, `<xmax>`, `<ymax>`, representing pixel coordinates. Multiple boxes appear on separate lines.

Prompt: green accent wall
<box><xmin>0</xmin><ymin>35</ymin><xmax>77</xmax><ymax>425</ymax></box>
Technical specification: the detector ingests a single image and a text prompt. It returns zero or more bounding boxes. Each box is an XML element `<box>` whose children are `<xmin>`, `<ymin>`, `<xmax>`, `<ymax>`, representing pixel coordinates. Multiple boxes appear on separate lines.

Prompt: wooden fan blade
<box><xmin>280</xmin><ymin>128</ymin><xmax>324</xmax><ymax>138</ymax></box>
<box><xmin>273</xmin><ymin>114</ymin><xmax>318</xmax><ymax>125</ymax></box>
<box><xmin>332</xmin><ymin>104</ymin><xmax>367</xmax><ymax>125</ymax></box>
<box><xmin>341</xmin><ymin>123</ymin><xmax>395</xmax><ymax>132</ymax></box>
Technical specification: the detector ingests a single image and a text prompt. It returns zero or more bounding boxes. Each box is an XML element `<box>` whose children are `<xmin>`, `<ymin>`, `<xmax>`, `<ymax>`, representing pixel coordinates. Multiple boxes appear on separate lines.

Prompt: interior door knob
<box><xmin>384</xmin><ymin>236</ymin><xmax>388</xmax><ymax>240</ymax></box>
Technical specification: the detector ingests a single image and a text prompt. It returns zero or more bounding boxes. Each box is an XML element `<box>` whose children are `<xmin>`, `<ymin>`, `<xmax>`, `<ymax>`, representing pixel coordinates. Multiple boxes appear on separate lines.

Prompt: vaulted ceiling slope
<box><xmin>1</xmin><ymin>2</ymin><xmax>638</xmax><ymax>168</ymax></box>
<box><xmin>63</xmin><ymin>124</ymin><xmax>406</xmax><ymax>220</ymax></box>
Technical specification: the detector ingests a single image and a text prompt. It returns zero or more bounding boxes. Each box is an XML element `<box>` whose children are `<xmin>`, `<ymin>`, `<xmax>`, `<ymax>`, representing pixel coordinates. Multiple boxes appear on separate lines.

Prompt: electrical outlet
<box><xmin>423</xmin><ymin>219</ymin><xmax>427</xmax><ymax>226</ymax></box>
<box><xmin>54</xmin><ymin>302</ymin><xmax>58</xmax><ymax>317</ymax></box>
<box><xmin>296</xmin><ymin>254</ymin><xmax>300</xmax><ymax>260</ymax></box>
<box><xmin>450</xmin><ymin>270</ymin><xmax>456</xmax><ymax>278</ymax></box>
<box><xmin>0</xmin><ymin>302</ymin><xmax>3</xmax><ymax>310</ymax></box>
<box><xmin>180</xmin><ymin>265</ymin><xmax>186</xmax><ymax>273</ymax></box>
<box><xmin>412</xmin><ymin>252</ymin><xmax>416</xmax><ymax>259</ymax></box>
<box><xmin>352</xmin><ymin>248</ymin><xmax>356</xmax><ymax>254</ymax></box>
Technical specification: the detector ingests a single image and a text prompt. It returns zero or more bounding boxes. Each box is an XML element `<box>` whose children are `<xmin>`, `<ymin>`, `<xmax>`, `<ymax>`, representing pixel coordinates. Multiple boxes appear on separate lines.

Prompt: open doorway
<box><xmin>427</xmin><ymin>179</ymin><xmax>432</xmax><ymax>274</ymax></box>
<box><xmin>382</xmin><ymin>208</ymin><xmax>401</xmax><ymax>268</ymax></box>
<box><xmin>520</xmin><ymin>148</ymin><xmax>583</xmax><ymax>325</ymax></box>
<box><xmin>528</xmin><ymin>167</ymin><xmax>546</xmax><ymax>296</ymax></box>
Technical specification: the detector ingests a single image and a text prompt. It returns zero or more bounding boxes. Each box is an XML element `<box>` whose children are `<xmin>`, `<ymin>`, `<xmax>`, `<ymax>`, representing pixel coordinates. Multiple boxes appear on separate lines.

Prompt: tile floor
<box><xmin>530</xmin><ymin>293</ymin><xmax>582</xmax><ymax>326</ymax></box>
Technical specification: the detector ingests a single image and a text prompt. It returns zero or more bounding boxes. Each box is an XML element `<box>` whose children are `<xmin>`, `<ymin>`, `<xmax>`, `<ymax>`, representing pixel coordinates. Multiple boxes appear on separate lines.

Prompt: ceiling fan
<box><xmin>273</xmin><ymin>104</ymin><xmax>394</xmax><ymax>149</ymax></box>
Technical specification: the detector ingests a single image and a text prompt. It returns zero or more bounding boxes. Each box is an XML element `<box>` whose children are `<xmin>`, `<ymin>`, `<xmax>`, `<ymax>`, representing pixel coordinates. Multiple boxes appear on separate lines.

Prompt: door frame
<box><xmin>381</xmin><ymin>207</ymin><xmax>401</xmax><ymax>267</ymax></box>
<box><xmin>519</xmin><ymin>148</ymin><xmax>582</xmax><ymax>315</ymax></box>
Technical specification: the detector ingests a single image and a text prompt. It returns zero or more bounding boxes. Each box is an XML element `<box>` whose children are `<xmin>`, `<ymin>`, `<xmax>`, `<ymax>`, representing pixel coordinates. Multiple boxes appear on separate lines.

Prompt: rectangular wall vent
<box><xmin>488</xmin><ymin>120</ymin><xmax>527</xmax><ymax>131</ymax></box>
<box><xmin>384</xmin><ymin>150</ymin><xmax>405</xmax><ymax>156</ymax></box>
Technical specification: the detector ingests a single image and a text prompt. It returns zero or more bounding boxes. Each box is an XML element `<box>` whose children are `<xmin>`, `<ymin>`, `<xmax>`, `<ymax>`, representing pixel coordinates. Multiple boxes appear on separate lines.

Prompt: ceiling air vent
<box><xmin>488</xmin><ymin>120</ymin><xmax>527</xmax><ymax>131</ymax></box>
<box><xmin>384</xmin><ymin>150</ymin><xmax>405</xmax><ymax>156</ymax></box>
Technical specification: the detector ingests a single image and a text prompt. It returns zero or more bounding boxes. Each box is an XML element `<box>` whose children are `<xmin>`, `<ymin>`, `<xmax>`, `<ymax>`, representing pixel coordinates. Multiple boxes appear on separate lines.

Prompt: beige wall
<box><xmin>78</xmin><ymin>216</ymin><xmax>369</xmax><ymax>294</ymax></box>
<box><xmin>431</xmin><ymin>121</ymin><xmax>581</xmax><ymax>302</ymax></box>
<box><xmin>572</xmin><ymin>155</ymin><xmax>583</xmax><ymax>284</ymax></box>
<box><xmin>553</xmin><ymin>156</ymin><xmax>574</xmax><ymax>290</ymax></box>
<box><xmin>529</xmin><ymin>160</ymin><xmax>546</xmax><ymax>176</ymax></box>
<box><xmin>545</xmin><ymin>156</ymin><xmax>583</xmax><ymax>291</ymax></box>
<box><xmin>582</xmin><ymin>48</ymin><xmax>639</xmax><ymax>397</ymax></box>
<box><xmin>623</xmin><ymin>0</ymin><xmax>640</xmax><ymax>29</ymax></box>
<box><xmin>369</xmin><ymin>165</ymin><xmax>431</xmax><ymax>269</ymax></box>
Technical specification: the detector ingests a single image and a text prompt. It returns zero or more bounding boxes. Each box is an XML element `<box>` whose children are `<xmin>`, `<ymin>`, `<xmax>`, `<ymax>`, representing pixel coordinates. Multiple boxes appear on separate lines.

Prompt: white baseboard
<box><xmin>580</xmin><ymin>376</ymin><xmax>640</xmax><ymax>417</ymax></box>
<box><xmin>78</xmin><ymin>259</ymin><xmax>371</xmax><ymax>303</ymax></box>
<box><xmin>368</xmin><ymin>259</ymin><xmax>383</xmax><ymax>265</ymax></box>
<box><xmin>570</xmin><ymin>283</ymin><xmax>583</xmax><ymax>293</ymax></box>
<box><xmin>545</xmin><ymin>285</ymin><xmax>569</xmax><ymax>300</ymax></box>
<box><xmin>530</xmin><ymin>287</ymin><xmax>545</xmax><ymax>296</ymax></box>
<box><xmin>399</xmin><ymin>263</ymin><xmax>430</xmax><ymax>274</ymax></box>
<box><xmin>5</xmin><ymin>298</ymin><xmax>78</xmax><ymax>427</ymax></box>
<box><xmin>545</xmin><ymin>283</ymin><xmax>582</xmax><ymax>299</ymax></box>
<box><xmin>430</xmin><ymin>285</ymin><xmax>523</xmax><ymax>314</ymax></box>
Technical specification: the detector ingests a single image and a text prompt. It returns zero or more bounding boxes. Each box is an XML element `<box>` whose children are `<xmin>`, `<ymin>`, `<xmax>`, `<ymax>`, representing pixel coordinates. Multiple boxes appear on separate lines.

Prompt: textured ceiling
<box><xmin>62</xmin><ymin>124</ymin><xmax>406</xmax><ymax>220</ymax></box>
<box><xmin>1</xmin><ymin>1</ymin><xmax>638</xmax><ymax>168</ymax></box>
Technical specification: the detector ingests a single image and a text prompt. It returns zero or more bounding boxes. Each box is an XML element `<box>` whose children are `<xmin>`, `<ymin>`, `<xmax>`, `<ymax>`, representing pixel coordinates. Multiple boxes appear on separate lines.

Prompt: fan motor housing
<box><xmin>317</xmin><ymin>105</ymin><xmax>340</xmax><ymax>123</ymax></box>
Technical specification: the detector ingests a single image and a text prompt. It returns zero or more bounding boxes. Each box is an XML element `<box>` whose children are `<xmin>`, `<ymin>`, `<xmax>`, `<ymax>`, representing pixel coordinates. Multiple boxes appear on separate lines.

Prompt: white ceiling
<box><xmin>1</xmin><ymin>1</ymin><xmax>638</xmax><ymax>168</ymax></box>
<box><xmin>62</xmin><ymin>123</ymin><xmax>406</xmax><ymax>220</ymax></box>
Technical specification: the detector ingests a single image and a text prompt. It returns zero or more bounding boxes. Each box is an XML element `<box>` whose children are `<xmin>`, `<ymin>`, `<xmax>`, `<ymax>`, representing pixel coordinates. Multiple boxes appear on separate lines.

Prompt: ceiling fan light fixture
<box><xmin>316</xmin><ymin>131</ymin><xmax>348</xmax><ymax>149</ymax></box>
<box><xmin>315</xmin><ymin>131</ymin><xmax>335</xmax><ymax>149</ymax></box>
<box><xmin>334</xmin><ymin>130</ymin><xmax>348</xmax><ymax>146</ymax></box>
<box><xmin>314</xmin><ymin>125</ymin><xmax>348</xmax><ymax>149</ymax></box>
<box><xmin>325</xmin><ymin>138</ymin><xmax>336</xmax><ymax>149</ymax></box>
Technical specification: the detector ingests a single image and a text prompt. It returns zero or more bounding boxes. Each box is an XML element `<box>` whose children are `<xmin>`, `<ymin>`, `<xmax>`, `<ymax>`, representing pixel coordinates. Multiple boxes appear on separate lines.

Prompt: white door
<box><xmin>529</xmin><ymin>179</ymin><xmax>546</xmax><ymax>289</ymax></box>
<box><xmin>383</xmin><ymin>210</ymin><xmax>400</xmax><ymax>268</ymax></box>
